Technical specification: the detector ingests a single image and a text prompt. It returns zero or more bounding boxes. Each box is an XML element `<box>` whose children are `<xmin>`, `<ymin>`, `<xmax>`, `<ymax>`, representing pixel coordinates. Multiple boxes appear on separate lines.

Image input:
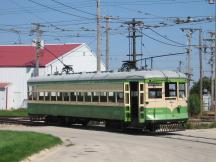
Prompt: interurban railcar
<box><xmin>27</xmin><ymin>70</ymin><xmax>188</xmax><ymax>131</ymax></box>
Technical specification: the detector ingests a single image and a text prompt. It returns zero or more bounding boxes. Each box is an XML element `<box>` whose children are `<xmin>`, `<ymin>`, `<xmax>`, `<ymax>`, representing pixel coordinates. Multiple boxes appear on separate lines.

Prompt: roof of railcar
<box><xmin>28</xmin><ymin>70</ymin><xmax>187</xmax><ymax>83</ymax></box>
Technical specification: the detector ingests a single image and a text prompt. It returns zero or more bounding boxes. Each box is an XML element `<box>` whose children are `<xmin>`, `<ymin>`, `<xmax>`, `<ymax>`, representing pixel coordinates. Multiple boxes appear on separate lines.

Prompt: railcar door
<box><xmin>124</xmin><ymin>82</ymin><xmax>131</xmax><ymax>122</ymax></box>
<box><xmin>130</xmin><ymin>82</ymin><xmax>139</xmax><ymax>122</ymax></box>
<box><xmin>138</xmin><ymin>82</ymin><xmax>145</xmax><ymax>123</ymax></box>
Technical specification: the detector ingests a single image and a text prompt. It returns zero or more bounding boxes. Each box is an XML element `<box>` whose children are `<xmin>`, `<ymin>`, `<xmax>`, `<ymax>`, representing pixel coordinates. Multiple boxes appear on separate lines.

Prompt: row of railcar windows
<box><xmin>148</xmin><ymin>83</ymin><xmax>186</xmax><ymax>99</ymax></box>
<box><xmin>28</xmin><ymin>91</ymin><xmax>124</xmax><ymax>103</ymax></box>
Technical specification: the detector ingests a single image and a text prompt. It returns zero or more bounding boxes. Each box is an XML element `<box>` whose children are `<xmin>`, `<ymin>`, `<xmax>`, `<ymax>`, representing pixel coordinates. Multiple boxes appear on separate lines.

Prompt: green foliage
<box><xmin>0</xmin><ymin>109</ymin><xmax>27</xmax><ymax>116</ymax></box>
<box><xmin>190</xmin><ymin>76</ymin><xmax>211</xmax><ymax>95</ymax></box>
<box><xmin>188</xmin><ymin>94</ymin><xmax>200</xmax><ymax>116</ymax></box>
<box><xmin>0</xmin><ymin>131</ymin><xmax>62</xmax><ymax>162</ymax></box>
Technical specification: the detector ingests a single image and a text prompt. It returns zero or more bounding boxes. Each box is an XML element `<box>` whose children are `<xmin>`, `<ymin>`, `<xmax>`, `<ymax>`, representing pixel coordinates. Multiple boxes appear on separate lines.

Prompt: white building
<box><xmin>0</xmin><ymin>43</ymin><xmax>105</xmax><ymax>109</ymax></box>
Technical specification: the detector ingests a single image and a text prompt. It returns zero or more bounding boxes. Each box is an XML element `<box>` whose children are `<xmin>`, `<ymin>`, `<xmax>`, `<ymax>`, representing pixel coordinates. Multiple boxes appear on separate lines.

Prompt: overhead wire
<box><xmin>137</xmin><ymin>52</ymin><xmax>187</xmax><ymax>62</ymax></box>
<box><xmin>28</xmin><ymin>0</ymin><xmax>92</xmax><ymax>19</ymax></box>
<box><xmin>140</xmin><ymin>31</ymin><xmax>186</xmax><ymax>47</ymax></box>
<box><xmin>147</xmin><ymin>27</ymin><xmax>187</xmax><ymax>46</ymax></box>
<box><xmin>51</xmin><ymin>0</ymin><xmax>96</xmax><ymax>16</ymax></box>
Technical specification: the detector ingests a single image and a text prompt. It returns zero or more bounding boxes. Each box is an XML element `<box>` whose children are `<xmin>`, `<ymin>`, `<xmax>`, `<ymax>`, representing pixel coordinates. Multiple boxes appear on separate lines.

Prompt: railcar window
<box><xmin>148</xmin><ymin>88</ymin><xmax>162</xmax><ymax>98</ymax></box>
<box><xmin>32</xmin><ymin>92</ymin><xmax>38</xmax><ymax>100</ymax></box>
<box><xmin>51</xmin><ymin>92</ymin><xmax>56</xmax><ymax>101</ymax></box>
<box><xmin>125</xmin><ymin>84</ymin><xmax>129</xmax><ymax>91</ymax></box>
<box><xmin>140</xmin><ymin>93</ymin><xmax>144</xmax><ymax>104</ymax></box>
<box><xmin>92</xmin><ymin>92</ymin><xmax>99</xmax><ymax>102</ymax></box>
<box><xmin>28</xmin><ymin>86</ymin><xmax>33</xmax><ymax>100</ymax></box>
<box><xmin>108</xmin><ymin>92</ymin><xmax>115</xmax><ymax>102</ymax></box>
<box><xmin>45</xmin><ymin>92</ymin><xmax>51</xmax><ymax>101</ymax></box>
<box><xmin>28</xmin><ymin>92</ymin><xmax>32</xmax><ymax>100</ymax></box>
<box><xmin>77</xmin><ymin>92</ymin><xmax>84</xmax><ymax>102</ymax></box>
<box><xmin>70</xmin><ymin>92</ymin><xmax>76</xmax><ymax>101</ymax></box>
<box><xmin>148</xmin><ymin>83</ymin><xmax>162</xmax><ymax>87</ymax></box>
<box><xmin>39</xmin><ymin>92</ymin><xmax>44</xmax><ymax>100</ymax></box>
<box><xmin>84</xmin><ymin>92</ymin><xmax>91</xmax><ymax>102</ymax></box>
<box><xmin>165</xmin><ymin>82</ymin><xmax>177</xmax><ymax>97</ymax></box>
<box><xmin>57</xmin><ymin>92</ymin><xmax>63</xmax><ymax>101</ymax></box>
<box><xmin>125</xmin><ymin>93</ymin><xmax>129</xmax><ymax>104</ymax></box>
<box><xmin>140</xmin><ymin>84</ymin><xmax>144</xmax><ymax>91</ymax></box>
<box><xmin>117</xmin><ymin>92</ymin><xmax>124</xmax><ymax>103</ymax></box>
<box><xmin>179</xmin><ymin>83</ymin><xmax>186</xmax><ymax>98</ymax></box>
<box><xmin>63</xmin><ymin>92</ymin><xmax>69</xmax><ymax>101</ymax></box>
<box><xmin>100</xmin><ymin>92</ymin><xmax>107</xmax><ymax>102</ymax></box>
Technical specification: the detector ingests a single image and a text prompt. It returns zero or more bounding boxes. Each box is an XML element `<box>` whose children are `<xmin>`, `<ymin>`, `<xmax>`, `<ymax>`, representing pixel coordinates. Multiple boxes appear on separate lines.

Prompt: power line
<box><xmin>141</xmin><ymin>31</ymin><xmax>186</xmax><ymax>47</ymax></box>
<box><xmin>51</xmin><ymin>0</ymin><xmax>95</xmax><ymax>16</ymax></box>
<box><xmin>147</xmin><ymin>27</ymin><xmax>187</xmax><ymax>46</ymax></box>
<box><xmin>137</xmin><ymin>52</ymin><xmax>186</xmax><ymax>62</ymax></box>
<box><xmin>28</xmin><ymin>0</ymin><xmax>91</xmax><ymax>19</ymax></box>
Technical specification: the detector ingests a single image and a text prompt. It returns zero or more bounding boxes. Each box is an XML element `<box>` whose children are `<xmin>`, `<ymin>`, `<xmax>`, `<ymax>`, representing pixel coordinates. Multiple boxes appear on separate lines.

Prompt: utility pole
<box><xmin>31</xmin><ymin>23</ymin><xmax>44</xmax><ymax>77</ymax></box>
<box><xmin>199</xmin><ymin>29</ymin><xmax>203</xmax><ymax>117</ymax></box>
<box><xmin>181</xmin><ymin>28</ymin><xmax>203</xmax><ymax>116</ymax></box>
<box><xmin>105</xmin><ymin>16</ymin><xmax>110</xmax><ymax>71</ymax></box>
<box><xmin>181</xmin><ymin>28</ymin><xmax>193</xmax><ymax>99</ymax></box>
<box><xmin>204</xmin><ymin>32</ymin><xmax>216</xmax><ymax>112</ymax></box>
<box><xmin>121</xmin><ymin>18</ymin><xmax>143</xmax><ymax>71</ymax></box>
<box><xmin>96</xmin><ymin>0</ymin><xmax>101</xmax><ymax>72</ymax></box>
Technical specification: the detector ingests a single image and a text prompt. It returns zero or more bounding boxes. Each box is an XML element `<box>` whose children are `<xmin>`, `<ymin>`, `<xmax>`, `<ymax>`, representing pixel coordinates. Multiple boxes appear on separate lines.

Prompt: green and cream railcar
<box><xmin>27</xmin><ymin>70</ymin><xmax>188</xmax><ymax>129</ymax></box>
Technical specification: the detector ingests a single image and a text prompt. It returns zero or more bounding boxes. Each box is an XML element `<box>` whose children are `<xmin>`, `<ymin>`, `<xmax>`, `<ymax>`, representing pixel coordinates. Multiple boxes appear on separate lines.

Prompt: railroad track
<box><xmin>162</xmin><ymin>133</ymin><xmax>216</xmax><ymax>145</ymax></box>
<box><xmin>0</xmin><ymin>116</ymin><xmax>45</xmax><ymax>126</ymax></box>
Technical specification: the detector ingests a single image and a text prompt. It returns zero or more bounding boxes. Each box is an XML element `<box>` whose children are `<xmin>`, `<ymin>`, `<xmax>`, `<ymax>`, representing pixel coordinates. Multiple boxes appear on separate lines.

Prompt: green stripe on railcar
<box><xmin>144</xmin><ymin>106</ymin><xmax>188</xmax><ymax>121</ymax></box>
<box><xmin>28</xmin><ymin>103</ymin><xmax>126</xmax><ymax>121</ymax></box>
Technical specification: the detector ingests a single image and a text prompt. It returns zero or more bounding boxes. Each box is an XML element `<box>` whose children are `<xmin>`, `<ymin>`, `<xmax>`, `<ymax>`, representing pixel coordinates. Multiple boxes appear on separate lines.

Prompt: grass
<box><xmin>0</xmin><ymin>109</ymin><xmax>27</xmax><ymax>117</ymax></box>
<box><xmin>186</xmin><ymin>122</ymin><xmax>216</xmax><ymax>129</ymax></box>
<box><xmin>0</xmin><ymin>130</ymin><xmax>62</xmax><ymax>162</ymax></box>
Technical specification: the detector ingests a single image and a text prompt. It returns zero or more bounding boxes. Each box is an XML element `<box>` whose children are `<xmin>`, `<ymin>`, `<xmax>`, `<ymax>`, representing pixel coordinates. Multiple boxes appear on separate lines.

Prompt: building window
<box><xmin>148</xmin><ymin>88</ymin><xmax>162</xmax><ymax>98</ymax></box>
<box><xmin>179</xmin><ymin>83</ymin><xmax>186</xmax><ymax>98</ymax></box>
<box><xmin>165</xmin><ymin>82</ymin><xmax>177</xmax><ymax>97</ymax></box>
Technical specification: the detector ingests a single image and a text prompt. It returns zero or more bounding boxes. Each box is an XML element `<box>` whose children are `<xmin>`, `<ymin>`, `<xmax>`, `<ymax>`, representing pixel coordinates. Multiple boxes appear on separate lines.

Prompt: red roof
<box><xmin>0</xmin><ymin>44</ymin><xmax>81</xmax><ymax>67</ymax></box>
<box><xmin>0</xmin><ymin>83</ymin><xmax>9</xmax><ymax>88</ymax></box>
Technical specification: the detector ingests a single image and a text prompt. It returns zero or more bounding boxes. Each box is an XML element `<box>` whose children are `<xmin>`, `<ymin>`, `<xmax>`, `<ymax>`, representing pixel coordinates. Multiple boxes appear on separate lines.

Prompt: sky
<box><xmin>0</xmin><ymin>0</ymin><xmax>215</xmax><ymax>82</ymax></box>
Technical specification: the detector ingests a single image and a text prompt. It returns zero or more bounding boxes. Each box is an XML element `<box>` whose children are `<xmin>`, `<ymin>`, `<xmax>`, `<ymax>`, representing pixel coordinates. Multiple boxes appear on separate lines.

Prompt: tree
<box><xmin>188</xmin><ymin>94</ymin><xmax>200</xmax><ymax>117</ymax></box>
<box><xmin>188</xmin><ymin>77</ymin><xmax>210</xmax><ymax>117</ymax></box>
<box><xmin>190</xmin><ymin>77</ymin><xmax>211</xmax><ymax>95</ymax></box>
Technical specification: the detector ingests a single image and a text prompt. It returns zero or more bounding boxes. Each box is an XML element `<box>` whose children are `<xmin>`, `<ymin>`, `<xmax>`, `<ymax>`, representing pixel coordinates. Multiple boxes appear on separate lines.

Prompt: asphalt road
<box><xmin>0</xmin><ymin>125</ymin><xmax>216</xmax><ymax>162</ymax></box>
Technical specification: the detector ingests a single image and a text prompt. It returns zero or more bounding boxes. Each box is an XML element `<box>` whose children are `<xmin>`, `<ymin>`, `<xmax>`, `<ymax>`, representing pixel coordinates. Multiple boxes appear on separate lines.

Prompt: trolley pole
<box><xmin>178</xmin><ymin>60</ymin><xmax>182</xmax><ymax>72</ymax></box>
<box><xmin>96</xmin><ymin>0</ymin><xmax>101</xmax><ymax>72</ymax></box>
